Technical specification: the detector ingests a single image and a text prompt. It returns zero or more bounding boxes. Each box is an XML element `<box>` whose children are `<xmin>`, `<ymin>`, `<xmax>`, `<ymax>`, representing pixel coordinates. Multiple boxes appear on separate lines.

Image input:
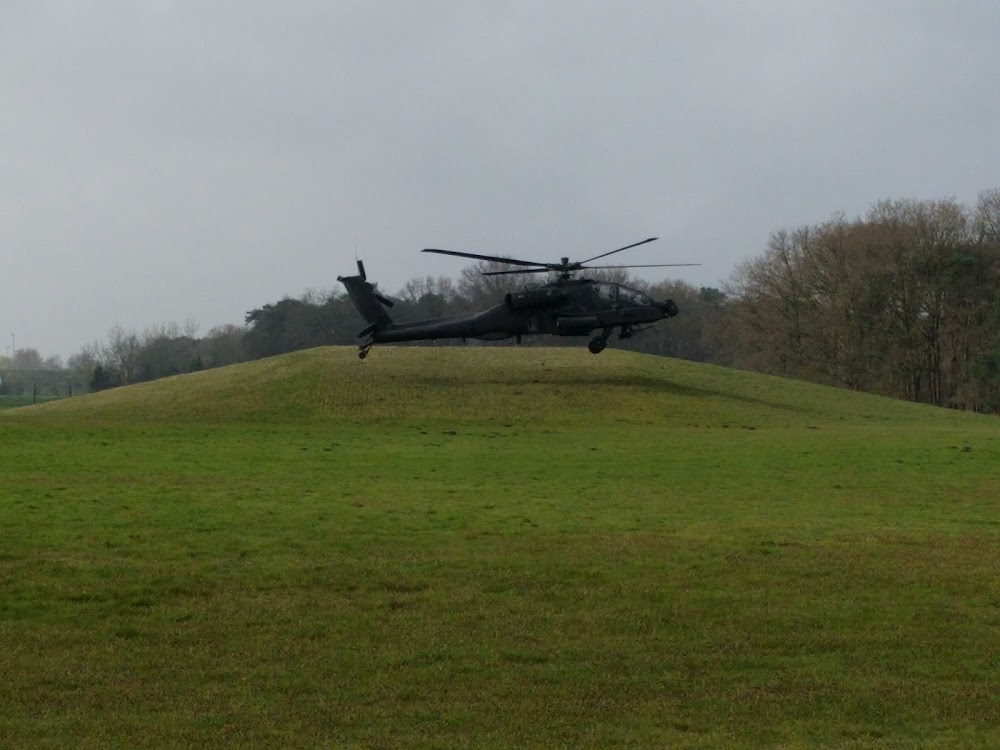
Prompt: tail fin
<box><xmin>338</xmin><ymin>260</ymin><xmax>393</xmax><ymax>333</ymax></box>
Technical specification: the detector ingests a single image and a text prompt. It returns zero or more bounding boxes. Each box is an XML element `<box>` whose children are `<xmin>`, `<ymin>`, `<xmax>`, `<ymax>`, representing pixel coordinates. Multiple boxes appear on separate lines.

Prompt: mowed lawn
<box><xmin>2</xmin><ymin>347</ymin><xmax>999</xmax><ymax>748</ymax></box>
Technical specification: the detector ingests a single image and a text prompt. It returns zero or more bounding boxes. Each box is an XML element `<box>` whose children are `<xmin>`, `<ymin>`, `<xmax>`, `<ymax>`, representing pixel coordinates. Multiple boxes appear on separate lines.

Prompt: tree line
<box><xmin>1</xmin><ymin>322</ymin><xmax>249</xmax><ymax>396</ymax></box>
<box><xmin>726</xmin><ymin>190</ymin><xmax>1000</xmax><ymax>411</ymax></box>
<box><xmin>6</xmin><ymin>189</ymin><xmax>998</xmax><ymax>413</ymax></box>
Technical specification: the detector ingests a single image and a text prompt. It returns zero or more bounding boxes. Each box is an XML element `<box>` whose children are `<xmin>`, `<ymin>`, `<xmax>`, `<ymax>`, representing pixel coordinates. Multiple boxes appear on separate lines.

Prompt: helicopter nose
<box><xmin>658</xmin><ymin>299</ymin><xmax>679</xmax><ymax>317</ymax></box>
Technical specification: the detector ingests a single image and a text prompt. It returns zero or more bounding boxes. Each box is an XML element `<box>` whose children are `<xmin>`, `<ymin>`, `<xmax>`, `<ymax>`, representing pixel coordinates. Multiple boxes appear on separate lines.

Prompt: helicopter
<box><xmin>338</xmin><ymin>238</ymin><xmax>699</xmax><ymax>359</ymax></box>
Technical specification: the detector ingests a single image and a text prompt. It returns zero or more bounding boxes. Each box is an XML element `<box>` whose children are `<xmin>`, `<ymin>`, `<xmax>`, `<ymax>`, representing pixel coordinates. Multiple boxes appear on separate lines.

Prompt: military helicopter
<box><xmin>338</xmin><ymin>238</ymin><xmax>698</xmax><ymax>359</ymax></box>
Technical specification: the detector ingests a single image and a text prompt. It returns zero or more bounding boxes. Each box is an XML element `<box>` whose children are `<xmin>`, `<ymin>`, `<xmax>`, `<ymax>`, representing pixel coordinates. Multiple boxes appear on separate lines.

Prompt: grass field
<box><xmin>2</xmin><ymin>346</ymin><xmax>999</xmax><ymax>748</ymax></box>
<box><xmin>0</xmin><ymin>394</ymin><xmax>64</xmax><ymax>410</ymax></box>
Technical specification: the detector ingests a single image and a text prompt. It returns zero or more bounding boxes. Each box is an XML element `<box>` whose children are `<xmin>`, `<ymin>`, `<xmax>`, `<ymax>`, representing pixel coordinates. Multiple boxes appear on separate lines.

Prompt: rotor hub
<box><xmin>421</xmin><ymin>237</ymin><xmax>699</xmax><ymax>280</ymax></box>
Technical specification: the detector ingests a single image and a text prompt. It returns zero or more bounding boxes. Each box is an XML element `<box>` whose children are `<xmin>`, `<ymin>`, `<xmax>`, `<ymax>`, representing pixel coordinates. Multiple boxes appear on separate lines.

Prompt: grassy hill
<box><xmin>12</xmin><ymin>345</ymin><xmax>981</xmax><ymax>425</ymax></box>
<box><xmin>3</xmin><ymin>347</ymin><xmax>998</xmax><ymax>748</ymax></box>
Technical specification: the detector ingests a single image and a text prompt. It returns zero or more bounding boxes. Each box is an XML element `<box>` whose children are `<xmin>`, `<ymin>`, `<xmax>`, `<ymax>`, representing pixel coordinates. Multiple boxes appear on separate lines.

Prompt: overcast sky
<box><xmin>3</xmin><ymin>1</ymin><xmax>999</xmax><ymax>358</ymax></box>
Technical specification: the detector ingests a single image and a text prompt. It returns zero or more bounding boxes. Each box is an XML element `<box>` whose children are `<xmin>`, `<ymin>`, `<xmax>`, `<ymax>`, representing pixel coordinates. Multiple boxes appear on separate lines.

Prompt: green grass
<box><xmin>2</xmin><ymin>347</ymin><xmax>999</xmax><ymax>748</ymax></box>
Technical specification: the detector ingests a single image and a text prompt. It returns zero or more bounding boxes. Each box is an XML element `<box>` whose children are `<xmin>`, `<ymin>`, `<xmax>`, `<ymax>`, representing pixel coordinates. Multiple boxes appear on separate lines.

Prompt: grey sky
<box><xmin>3</xmin><ymin>1</ymin><xmax>999</xmax><ymax>358</ymax></box>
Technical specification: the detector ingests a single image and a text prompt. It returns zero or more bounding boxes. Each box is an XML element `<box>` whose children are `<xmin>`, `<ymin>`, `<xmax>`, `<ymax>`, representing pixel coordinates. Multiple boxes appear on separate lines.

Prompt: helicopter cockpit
<box><xmin>593</xmin><ymin>282</ymin><xmax>653</xmax><ymax>307</ymax></box>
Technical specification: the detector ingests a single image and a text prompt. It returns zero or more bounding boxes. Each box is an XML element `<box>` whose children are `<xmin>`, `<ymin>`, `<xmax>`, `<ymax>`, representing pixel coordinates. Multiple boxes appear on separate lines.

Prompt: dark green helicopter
<box><xmin>338</xmin><ymin>238</ymin><xmax>698</xmax><ymax>359</ymax></box>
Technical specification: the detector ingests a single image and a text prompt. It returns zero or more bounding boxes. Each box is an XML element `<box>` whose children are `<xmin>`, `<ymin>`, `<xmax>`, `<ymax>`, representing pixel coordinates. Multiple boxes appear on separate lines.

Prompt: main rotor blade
<box><xmin>422</xmin><ymin>248</ymin><xmax>544</xmax><ymax>268</ymax></box>
<box><xmin>480</xmin><ymin>268</ymin><xmax>554</xmax><ymax>276</ymax></box>
<box><xmin>579</xmin><ymin>237</ymin><xmax>658</xmax><ymax>265</ymax></box>
<box><xmin>585</xmin><ymin>263</ymin><xmax>702</xmax><ymax>269</ymax></box>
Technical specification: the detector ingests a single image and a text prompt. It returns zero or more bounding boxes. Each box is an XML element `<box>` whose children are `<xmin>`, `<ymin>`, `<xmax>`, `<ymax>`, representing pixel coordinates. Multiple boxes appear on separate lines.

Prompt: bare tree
<box><xmin>975</xmin><ymin>188</ymin><xmax>1000</xmax><ymax>244</ymax></box>
<box><xmin>106</xmin><ymin>323</ymin><xmax>142</xmax><ymax>385</ymax></box>
<box><xmin>68</xmin><ymin>344</ymin><xmax>101</xmax><ymax>386</ymax></box>
<box><xmin>457</xmin><ymin>261</ymin><xmax>520</xmax><ymax>310</ymax></box>
<box><xmin>12</xmin><ymin>347</ymin><xmax>44</xmax><ymax>370</ymax></box>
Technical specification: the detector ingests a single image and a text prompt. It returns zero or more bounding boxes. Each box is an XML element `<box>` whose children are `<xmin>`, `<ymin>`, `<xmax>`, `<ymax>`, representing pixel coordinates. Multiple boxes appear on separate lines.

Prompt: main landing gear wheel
<box><xmin>588</xmin><ymin>336</ymin><xmax>607</xmax><ymax>354</ymax></box>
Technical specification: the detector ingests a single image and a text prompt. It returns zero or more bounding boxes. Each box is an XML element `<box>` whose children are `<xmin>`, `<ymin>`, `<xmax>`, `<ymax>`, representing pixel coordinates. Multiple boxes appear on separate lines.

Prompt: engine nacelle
<box><xmin>506</xmin><ymin>287</ymin><xmax>566</xmax><ymax>311</ymax></box>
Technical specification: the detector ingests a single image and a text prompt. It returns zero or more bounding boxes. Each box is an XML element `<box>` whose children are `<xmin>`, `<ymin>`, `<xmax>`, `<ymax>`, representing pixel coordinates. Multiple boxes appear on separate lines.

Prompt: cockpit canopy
<box><xmin>592</xmin><ymin>282</ymin><xmax>653</xmax><ymax>307</ymax></box>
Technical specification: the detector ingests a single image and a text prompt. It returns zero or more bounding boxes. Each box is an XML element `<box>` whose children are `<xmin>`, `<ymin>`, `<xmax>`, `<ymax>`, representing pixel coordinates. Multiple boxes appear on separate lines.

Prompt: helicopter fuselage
<box><xmin>340</xmin><ymin>268</ymin><xmax>679</xmax><ymax>357</ymax></box>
